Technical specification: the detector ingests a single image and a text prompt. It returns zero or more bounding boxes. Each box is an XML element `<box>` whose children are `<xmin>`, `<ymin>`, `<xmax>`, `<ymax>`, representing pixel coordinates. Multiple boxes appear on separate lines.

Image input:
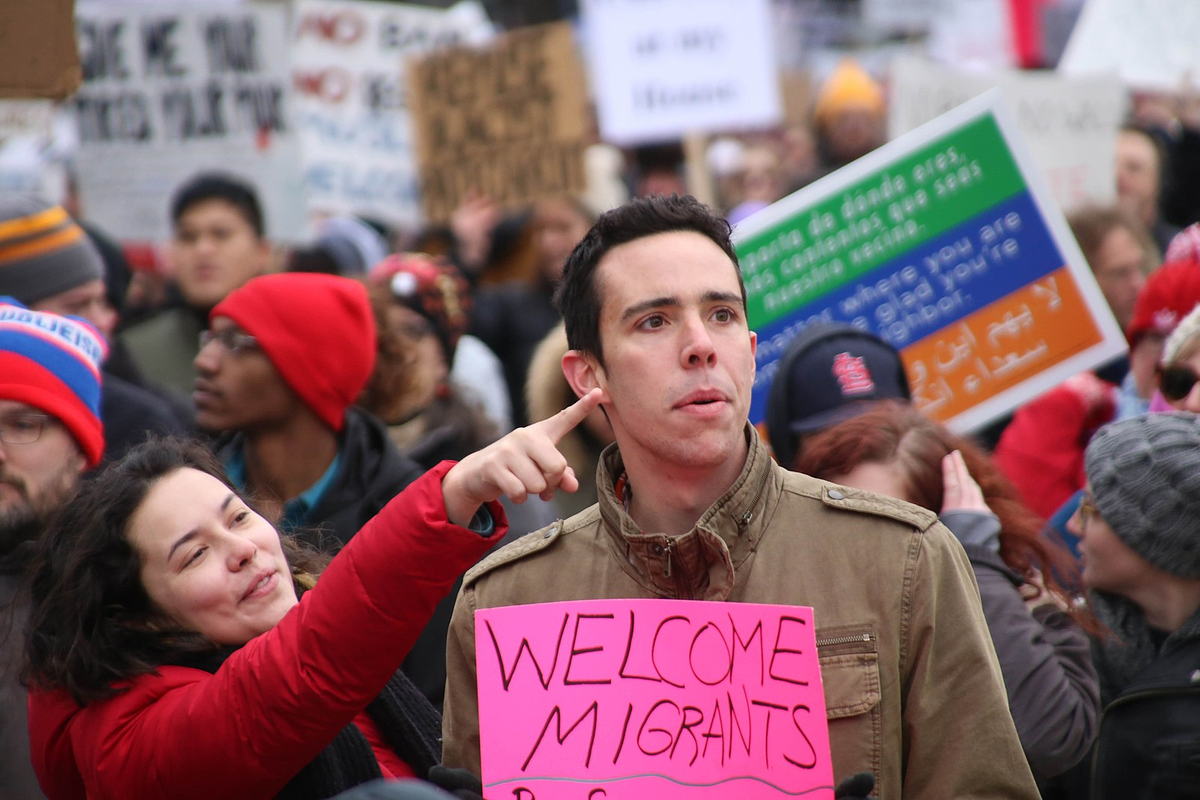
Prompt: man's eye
<box><xmin>640</xmin><ymin>315</ymin><xmax>665</xmax><ymax>330</ymax></box>
<box><xmin>713</xmin><ymin>308</ymin><xmax>734</xmax><ymax>322</ymax></box>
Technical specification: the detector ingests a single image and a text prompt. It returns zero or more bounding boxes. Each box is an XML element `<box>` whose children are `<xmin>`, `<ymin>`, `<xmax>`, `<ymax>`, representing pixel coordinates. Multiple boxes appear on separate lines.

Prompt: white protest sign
<box><xmin>889</xmin><ymin>57</ymin><xmax>1124</xmax><ymax>211</ymax></box>
<box><xmin>1059</xmin><ymin>0</ymin><xmax>1200</xmax><ymax>91</ymax></box>
<box><xmin>581</xmin><ymin>0</ymin><xmax>781</xmax><ymax>145</ymax></box>
<box><xmin>291</xmin><ymin>0</ymin><xmax>491</xmax><ymax>228</ymax></box>
<box><xmin>71</xmin><ymin>2</ymin><xmax>305</xmax><ymax>242</ymax></box>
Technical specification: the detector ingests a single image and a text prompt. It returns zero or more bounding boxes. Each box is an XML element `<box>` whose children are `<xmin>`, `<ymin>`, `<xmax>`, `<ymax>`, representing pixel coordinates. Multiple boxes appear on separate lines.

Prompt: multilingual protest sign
<box><xmin>580</xmin><ymin>0</ymin><xmax>781</xmax><ymax>145</ymax></box>
<box><xmin>475</xmin><ymin>599</ymin><xmax>833</xmax><ymax>800</ymax></box>
<box><xmin>734</xmin><ymin>91</ymin><xmax>1127</xmax><ymax>434</ymax></box>
<box><xmin>407</xmin><ymin>21</ymin><xmax>588</xmax><ymax>223</ymax></box>
<box><xmin>71</xmin><ymin>2</ymin><xmax>305</xmax><ymax>242</ymax></box>
<box><xmin>889</xmin><ymin>57</ymin><xmax>1124</xmax><ymax>212</ymax></box>
<box><xmin>291</xmin><ymin>0</ymin><xmax>491</xmax><ymax>228</ymax></box>
<box><xmin>1059</xmin><ymin>0</ymin><xmax>1200</xmax><ymax>92</ymax></box>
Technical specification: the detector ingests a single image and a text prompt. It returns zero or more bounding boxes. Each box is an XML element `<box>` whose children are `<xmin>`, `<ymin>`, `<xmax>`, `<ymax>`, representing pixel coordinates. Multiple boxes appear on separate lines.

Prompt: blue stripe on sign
<box><xmin>748</xmin><ymin>191</ymin><xmax>1065</xmax><ymax>424</ymax></box>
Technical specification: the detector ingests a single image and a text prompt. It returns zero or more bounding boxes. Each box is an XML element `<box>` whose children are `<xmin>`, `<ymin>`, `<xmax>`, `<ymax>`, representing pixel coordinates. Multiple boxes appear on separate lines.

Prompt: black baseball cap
<box><xmin>765</xmin><ymin>322</ymin><xmax>911</xmax><ymax>468</ymax></box>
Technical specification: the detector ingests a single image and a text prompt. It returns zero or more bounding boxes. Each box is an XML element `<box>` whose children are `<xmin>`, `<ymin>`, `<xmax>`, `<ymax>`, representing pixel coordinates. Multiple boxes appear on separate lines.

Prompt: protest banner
<box><xmin>71</xmin><ymin>2</ymin><xmax>305</xmax><ymax>242</ymax></box>
<box><xmin>291</xmin><ymin>0</ymin><xmax>491</xmax><ymax>228</ymax></box>
<box><xmin>734</xmin><ymin>91</ymin><xmax>1127</xmax><ymax>434</ymax></box>
<box><xmin>580</xmin><ymin>0</ymin><xmax>781</xmax><ymax>145</ymax></box>
<box><xmin>407</xmin><ymin>22</ymin><xmax>587</xmax><ymax>223</ymax></box>
<box><xmin>0</xmin><ymin>0</ymin><xmax>81</xmax><ymax>99</ymax></box>
<box><xmin>1059</xmin><ymin>0</ymin><xmax>1200</xmax><ymax>92</ymax></box>
<box><xmin>476</xmin><ymin>599</ymin><xmax>833</xmax><ymax>800</ymax></box>
<box><xmin>889</xmin><ymin>57</ymin><xmax>1124</xmax><ymax>211</ymax></box>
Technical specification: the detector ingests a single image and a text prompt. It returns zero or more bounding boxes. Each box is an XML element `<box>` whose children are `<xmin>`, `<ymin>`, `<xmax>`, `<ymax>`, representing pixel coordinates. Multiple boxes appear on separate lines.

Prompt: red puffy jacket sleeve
<box><xmin>28</xmin><ymin>462</ymin><xmax>504</xmax><ymax>800</ymax></box>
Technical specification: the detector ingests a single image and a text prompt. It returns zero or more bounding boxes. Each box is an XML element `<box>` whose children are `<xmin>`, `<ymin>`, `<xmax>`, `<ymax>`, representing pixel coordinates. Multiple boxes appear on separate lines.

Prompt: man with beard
<box><xmin>0</xmin><ymin>301</ymin><xmax>105</xmax><ymax>798</ymax></box>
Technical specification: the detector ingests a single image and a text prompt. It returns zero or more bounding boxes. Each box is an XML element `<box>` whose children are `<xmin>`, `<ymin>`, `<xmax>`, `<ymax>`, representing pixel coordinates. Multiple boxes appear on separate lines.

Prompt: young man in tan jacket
<box><xmin>441</xmin><ymin>195</ymin><xmax>1040</xmax><ymax>799</ymax></box>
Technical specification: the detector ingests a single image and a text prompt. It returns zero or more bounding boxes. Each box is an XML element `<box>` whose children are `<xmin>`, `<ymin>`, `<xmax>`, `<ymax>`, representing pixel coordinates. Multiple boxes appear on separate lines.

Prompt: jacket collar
<box><xmin>594</xmin><ymin>423</ymin><xmax>776</xmax><ymax>601</ymax></box>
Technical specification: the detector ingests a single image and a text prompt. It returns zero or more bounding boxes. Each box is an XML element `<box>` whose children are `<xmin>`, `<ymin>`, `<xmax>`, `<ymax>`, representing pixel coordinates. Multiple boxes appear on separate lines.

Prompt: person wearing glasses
<box><xmin>0</xmin><ymin>301</ymin><xmax>107</xmax><ymax>799</ymax></box>
<box><xmin>1055</xmin><ymin>413</ymin><xmax>1200</xmax><ymax>800</ymax></box>
<box><xmin>1154</xmin><ymin>302</ymin><xmax>1200</xmax><ymax>412</ymax></box>
<box><xmin>192</xmin><ymin>272</ymin><xmax>423</xmax><ymax>547</ymax></box>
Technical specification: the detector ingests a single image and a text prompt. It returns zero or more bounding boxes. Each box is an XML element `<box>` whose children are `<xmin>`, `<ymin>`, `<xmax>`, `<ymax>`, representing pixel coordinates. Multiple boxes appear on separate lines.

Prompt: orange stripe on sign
<box><xmin>902</xmin><ymin>266</ymin><xmax>1104</xmax><ymax>424</ymax></box>
<box><xmin>0</xmin><ymin>224</ymin><xmax>84</xmax><ymax>266</ymax></box>
<box><xmin>0</xmin><ymin>205</ymin><xmax>70</xmax><ymax>241</ymax></box>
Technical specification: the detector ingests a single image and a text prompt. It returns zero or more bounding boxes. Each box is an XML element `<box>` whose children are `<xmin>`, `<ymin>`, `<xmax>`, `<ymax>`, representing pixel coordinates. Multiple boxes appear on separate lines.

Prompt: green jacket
<box><xmin>442</xmin><ymin>426</ymin><xmax>1040</xmax><ymax>799</ymax></box>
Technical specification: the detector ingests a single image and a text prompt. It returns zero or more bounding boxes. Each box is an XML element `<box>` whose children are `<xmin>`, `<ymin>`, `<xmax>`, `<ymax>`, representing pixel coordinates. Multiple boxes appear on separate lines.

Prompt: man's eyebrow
<box><xmin>166</xmin><ymin>493</ymin><xmax>236</xmax><ymax>562</ymax></box>
<box><xmin>703</xmin><ymin>290</ymin><xmax>743</xmax><ymax>306</ymax></box>
<box><xmin>620</xmin><ymin>295</ymin><xmax>678</xmax><ymax>322</ymax></box>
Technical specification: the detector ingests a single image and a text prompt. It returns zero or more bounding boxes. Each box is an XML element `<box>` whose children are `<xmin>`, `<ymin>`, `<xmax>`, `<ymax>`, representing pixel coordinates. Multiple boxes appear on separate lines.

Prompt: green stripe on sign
<box><xmin>737</xmin><ymin>114</ymin><xmax>1025</xmax><ymax>329</ymax></box>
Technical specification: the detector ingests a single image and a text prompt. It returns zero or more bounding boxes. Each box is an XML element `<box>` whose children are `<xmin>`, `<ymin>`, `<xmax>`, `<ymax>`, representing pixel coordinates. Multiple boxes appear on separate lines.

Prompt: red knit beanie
<box><xmin>211</xmin><ymin>273</ymin><xmax>375</xmax><ymax>432</ymax></box>
<box><xmin>1126</xmin><ymin>257</ymin><xmax>1200</xmax><ymax>347</ymax></box>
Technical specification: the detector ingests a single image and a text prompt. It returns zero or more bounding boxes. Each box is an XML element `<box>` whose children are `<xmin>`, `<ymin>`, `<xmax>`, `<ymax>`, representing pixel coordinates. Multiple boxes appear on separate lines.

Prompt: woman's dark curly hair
<box><xmin>22</xmin><ymin>437</ymin><xmax>328</xmax><ymax>705</ymax></box>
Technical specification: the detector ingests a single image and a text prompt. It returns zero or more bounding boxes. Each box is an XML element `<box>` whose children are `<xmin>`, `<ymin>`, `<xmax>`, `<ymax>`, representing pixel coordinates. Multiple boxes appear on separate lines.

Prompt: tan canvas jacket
<box><xmin>442</xmin><ymin>425</ymin><xmax>1039</xmax><ymax>799</ymax></box>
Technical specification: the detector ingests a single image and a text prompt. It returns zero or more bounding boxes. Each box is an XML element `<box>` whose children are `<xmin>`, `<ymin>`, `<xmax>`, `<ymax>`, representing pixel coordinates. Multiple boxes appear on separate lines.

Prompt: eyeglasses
<box><xmin>1157</xmin><ymin>364</ymin><xmax>1200</xmax><ymax>402</ymax></box>
<box><xmin>0</xmin><ymin>413</ymin><xmax>55</xmax><ymax>445</ymax></box>
<box><xmin>199</xmin><ymin>328</ymin><xmax>259</xmax><ymax>355</ymax></box>
<box><xmin>1078</xmin><ymin>493</ymin><xmax>1098</xmax><ymax>530</ymax></box>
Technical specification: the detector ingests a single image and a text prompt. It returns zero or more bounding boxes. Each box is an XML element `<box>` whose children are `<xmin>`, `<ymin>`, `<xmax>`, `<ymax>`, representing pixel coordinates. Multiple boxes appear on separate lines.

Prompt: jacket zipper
<box><xmin>1091</xmin><ymin>684</ymin><xmax>1200</xmax><ymax>798</ymax></box>
<box><xmin>816</xmin><ymin>632</ymin><xmax>874</xmax><ymax>648</ymax></box>
<box><xmin>738</xmin><ymin>467</ymin><xmax>770</xmax><ymax>528</ymax></box>
<box><xmin>661</xmin><ymin>536</ymin><xmax>673</xmax><ymax>578</ymax></box>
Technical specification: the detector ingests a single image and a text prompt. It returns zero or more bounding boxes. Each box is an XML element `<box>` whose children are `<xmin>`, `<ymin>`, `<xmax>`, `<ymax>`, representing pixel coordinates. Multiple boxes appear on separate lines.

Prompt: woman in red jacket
<box><xmin>22</xmin><ymin>391</ymin><xmax>600</xmax><ymax>800</ymax></box>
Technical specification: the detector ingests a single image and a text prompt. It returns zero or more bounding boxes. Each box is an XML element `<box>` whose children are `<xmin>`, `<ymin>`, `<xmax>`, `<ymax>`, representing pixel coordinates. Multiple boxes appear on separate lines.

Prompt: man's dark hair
<box><xmin>170</xmin><ymin>172</ymin><xmax>265</xmax><ymax>237</ymax></box>
<box><xmin>554</xmin><ymin>194</ymin><xmax>746</xmax><ymax>365</ymax></box>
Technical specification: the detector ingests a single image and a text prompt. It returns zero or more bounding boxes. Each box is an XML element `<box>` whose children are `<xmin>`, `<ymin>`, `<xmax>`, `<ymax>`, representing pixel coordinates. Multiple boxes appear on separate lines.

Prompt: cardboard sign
<box><xmin>734</xmin><ymin>91</ymin><xmax>1127</xmax><ymax>434</ymax></box>
<box><xmin>0</xmin><ymin>0</ymin><xmax>81</xmax><ymax>99</ymax></box>
<box><xmin>1059</xmin><ymin>0</ymin><xmax>1200</xmax><ymax>92</ymax></box>
<box><xmin>71</xmin><ymin>2</ymin><xmax>305</xmax><ymax>242</ymax></box>
<box><xmin>476</xmin><ymin>599</ymin><xmax>833</xmax><ymax>800</ymax></box>
<box><xmin>580</xmin><ymin>0</ymin><xmax>781</xmax><ymax>145</ymax></box>
<box><xmin>889</xmin><ymin>57</ymin><xmax>1124</xmax><ymax>211</ymax></box>
<box><xmin>407</xmin><ymin>22</ymin><xmax>587</xmax><ymax>223</ymax></box>
<box><xmin>291</xmin><ymin>0</ymin><xmax>491</xmax><ymax>228</ymax></box>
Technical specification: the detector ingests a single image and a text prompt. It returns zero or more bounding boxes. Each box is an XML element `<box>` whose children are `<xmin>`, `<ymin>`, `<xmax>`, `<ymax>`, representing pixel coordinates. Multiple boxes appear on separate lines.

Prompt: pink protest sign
<box><xmin>475</xmin><ymin>599</ymin><xmax>833</xmax><ymax>799</ymax></box>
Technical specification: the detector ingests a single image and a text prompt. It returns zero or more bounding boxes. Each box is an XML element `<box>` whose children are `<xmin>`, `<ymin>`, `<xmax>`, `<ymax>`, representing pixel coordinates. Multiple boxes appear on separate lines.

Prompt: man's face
<box><xmin>32</xmin><ymin>278</ymin><xmax>117</xmax><ymax>341</ymax></box>
<box><xmin>171</xmin><ymin>199</ymin><xmax>268</xmax><ymax>310</ymax></box>
<box><xmin>566</xmin><ymin>231</ymin><xmax>757</xmax><ymax>474</ymax></box>
<box><xmin>0</xmin><ymin>399</ymin><xmax>86</xmax><ymax>537</ymax></box>
<box><xmin>192</xmin><ymin>317</ymin><xmax>303</xmax><ymax>433</ymax></box>
<box><xmin>1115</xmin><ymin>131</ymin><xmax>1161</xmax><ymax>228</ymax></box>
<box><xmin>1090</xmin><ymin>226</ymin><xmax>1148</xmax><ymax>331</ymax></box>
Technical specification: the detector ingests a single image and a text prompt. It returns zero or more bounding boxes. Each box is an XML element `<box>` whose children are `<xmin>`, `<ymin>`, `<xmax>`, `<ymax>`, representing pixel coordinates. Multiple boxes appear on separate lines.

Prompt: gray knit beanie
<box><xmin>1084</xmin><ymin>413</ymin><xmax>1200</xmax><ymax>578</ymax></box>
<box><xmin>0</xmin><ymin>194</ymin><xmax>104</xmax><ymax>304</ymax></box>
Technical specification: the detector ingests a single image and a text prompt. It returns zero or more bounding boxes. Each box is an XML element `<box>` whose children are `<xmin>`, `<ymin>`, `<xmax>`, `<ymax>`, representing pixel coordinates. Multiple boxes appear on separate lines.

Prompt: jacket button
<box><xmin>828</xmin><ymin>489</ymin><xmax>844</xmax><ymax>500</ymax></box>
<box><xmin>651</xmin><ymin>544</ymin><xmax>664</xmax><ymax>555</ymax></box>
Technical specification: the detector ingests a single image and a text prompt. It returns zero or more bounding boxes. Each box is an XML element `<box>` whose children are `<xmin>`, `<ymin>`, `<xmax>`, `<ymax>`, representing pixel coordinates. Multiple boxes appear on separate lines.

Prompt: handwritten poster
<box><xmin>407</xmin><ymin>22</ymin><xmax>588</xmax><ymax>223</ymax></box>
<box><xmin>579</xmin><ymin>0</ymin><xmax>781</xmax><ymax>145</ymax></box>
<box><xmin>291</xmin><ymin>0</ymin><xmax>491</xmax><ymax>228</ymax></box>
<box><xmin>476</xmin><ymin>599</ymin><xmax>833</xmax><ymax>799</ymax></box>
<box><xmin>71</xmin><ymin>2</ymin><xmax>305</xmax><ymax>241</ymax></box>
<box><xmin>734</xmin><ymin>91</ymin><xmax>1127</xmax><ymax>433</ymax></box>
<box><xmin>888</xmin><ymin>57</ymin><xmax>1124</xmax><ymax>211</ymax></box>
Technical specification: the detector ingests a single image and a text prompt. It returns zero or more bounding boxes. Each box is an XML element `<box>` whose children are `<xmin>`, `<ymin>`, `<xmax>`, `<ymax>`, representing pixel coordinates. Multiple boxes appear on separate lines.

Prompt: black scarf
<box><xmin>173</xmin><ymin>646</ymin><xmax>442</xmax><ymax>799</ymax></box>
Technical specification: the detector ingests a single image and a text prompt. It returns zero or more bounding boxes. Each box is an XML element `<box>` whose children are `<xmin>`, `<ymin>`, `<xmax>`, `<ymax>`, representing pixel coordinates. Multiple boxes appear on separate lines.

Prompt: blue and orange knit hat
<box><xmin>0</xmin><ymin>299</ymin><xmax>107</xmax><ymax>466</ymax></box>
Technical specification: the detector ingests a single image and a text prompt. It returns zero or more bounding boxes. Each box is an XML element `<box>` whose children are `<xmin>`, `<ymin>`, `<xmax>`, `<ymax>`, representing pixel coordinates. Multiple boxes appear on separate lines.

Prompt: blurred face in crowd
<box><xmin>172</xmin><ymin>199</ymin><xmax>269</xmax><ymax>310</ymax></box>
<box><xmin>1090</xmin><ymin>226</ymin><xmax>1149</xmax><ymax>331</ymax></box>
<box><xmin>534</xmin><ymin>201</ymin><xmax>592</xmax><ymax>284</ymax></box>
<box><xmin>129</xmin><ymin>466</ymin><xmax>298</xmax><ymax>646</ymax></box>
<box><xmin>387</xmin><ymin>304</ymin><xmax>447</xmax><ymax>420</ymax></box>
<box><xmin>565</xmin><ymin>231</ymin><xmax>756</xmax><ymax>477</ymax></box>
<box><xmin>822</xmin><ymin>107</ymin><xmax>884</xmax><ymax>165</ymax></box>
<box><xmin>1115</xmin><ymin>130</ymin><xmax>1162</xmax><ymax>228</ymax></box>
<box><xmin>1129</xmin><ymin>333</ymin><xmax>1166</xmax><ymax>401</ymax></box>
<box><xmin>1069</xmin><ymin>488</ymin><xmax>1158</xmax><ymax>596</ymax></box>
<box><xmin>33</xmin><ymin>279</ymin><xmax>117</xmax><ymax>341</ymax></box>
<box><xmin>193</xmin><ymin>317</ymin><xmax>303</xmax><ymax>433</ymax></box>
<box><xmin>0</xmin><ymin>399</ymin><xmax>86</xmax><ymax>537</ymax></box>
<box><xmin>1158</xmin><ymin>347</ymin><xmax>1200</xmax><ymax>413</ymax></box>
<box><xmin>739</xmin><ymin>146</ymin><xmax>785</xmax><ymax>205</ymax></box>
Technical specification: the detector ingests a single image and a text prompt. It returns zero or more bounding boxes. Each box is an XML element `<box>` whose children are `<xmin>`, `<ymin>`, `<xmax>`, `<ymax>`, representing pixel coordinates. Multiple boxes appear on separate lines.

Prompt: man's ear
<box><xmin>562</xmin><ymin>349</ymin><xmax>609</xmax><ymax>402</ymax></box>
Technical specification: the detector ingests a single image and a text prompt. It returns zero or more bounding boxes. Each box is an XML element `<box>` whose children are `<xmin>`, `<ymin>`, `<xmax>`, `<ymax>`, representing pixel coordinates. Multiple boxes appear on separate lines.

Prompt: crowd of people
<box><xmin>1</xmin><ymin>41</ymin><xmax>1200</xmax><ymax>800</ymax></box>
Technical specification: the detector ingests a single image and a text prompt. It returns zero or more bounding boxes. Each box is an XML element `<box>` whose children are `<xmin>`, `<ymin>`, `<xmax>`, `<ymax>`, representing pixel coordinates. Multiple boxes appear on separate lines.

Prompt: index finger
<box><xmin>531</xmin><ymin>388</ymin><xmax>603</xmax><ymax>444</ymax></box>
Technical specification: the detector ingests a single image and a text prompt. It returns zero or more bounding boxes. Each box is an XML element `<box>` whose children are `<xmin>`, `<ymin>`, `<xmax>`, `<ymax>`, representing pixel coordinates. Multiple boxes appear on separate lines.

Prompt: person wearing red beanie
<box><xmin>193</xmin><ymin>272</ymin><xmax>424</xmax><ymax>544</ymax></box>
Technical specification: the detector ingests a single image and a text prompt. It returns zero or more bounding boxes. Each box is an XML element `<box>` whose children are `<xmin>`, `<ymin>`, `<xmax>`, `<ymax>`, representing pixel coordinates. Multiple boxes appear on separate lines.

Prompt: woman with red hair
<box><xmin>795</xmin><ymin>401</ymin><xmax>1100</xmax><ymax>784</ymax></box>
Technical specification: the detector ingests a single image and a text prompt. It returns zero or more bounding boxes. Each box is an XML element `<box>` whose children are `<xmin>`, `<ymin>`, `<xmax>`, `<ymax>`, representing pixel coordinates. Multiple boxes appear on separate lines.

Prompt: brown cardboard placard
<box><xmin>408</xmin><ymin>22</ymin><xmax>588</xmax><ymax>222</ymax></box>
<box><xmin>0</xmin><ymin>0</ymin><xmax>81</xmax><ymax>99</ymax></box>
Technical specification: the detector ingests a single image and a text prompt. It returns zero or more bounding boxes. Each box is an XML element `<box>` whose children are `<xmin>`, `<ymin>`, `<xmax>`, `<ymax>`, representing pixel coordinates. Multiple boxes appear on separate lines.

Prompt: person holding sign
<box><xmin>22</xmin><ymin>390</ymin><xmax>601</xmax><ymax>800</ymax></box>
<box><xmin>442</xmin><ymin>195</ymin><xmax>1040</xmax><ymax>798</ymax></box>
